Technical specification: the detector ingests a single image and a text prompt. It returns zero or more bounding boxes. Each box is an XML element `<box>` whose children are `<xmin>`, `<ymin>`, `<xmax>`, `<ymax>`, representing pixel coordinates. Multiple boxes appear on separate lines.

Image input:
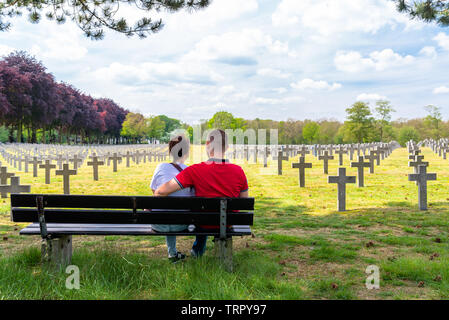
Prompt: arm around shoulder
<box><xmin>154</xmin><ymin>178</ymin><xmax>181</xmax><ymax>196</ymax></box>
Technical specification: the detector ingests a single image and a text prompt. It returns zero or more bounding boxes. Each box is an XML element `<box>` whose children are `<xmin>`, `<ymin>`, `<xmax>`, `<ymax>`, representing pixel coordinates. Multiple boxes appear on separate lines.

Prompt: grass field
<box><xmin>0</xmin><ymin>146</ymin><xmax>448</xmax><ymax>299</ymax></box>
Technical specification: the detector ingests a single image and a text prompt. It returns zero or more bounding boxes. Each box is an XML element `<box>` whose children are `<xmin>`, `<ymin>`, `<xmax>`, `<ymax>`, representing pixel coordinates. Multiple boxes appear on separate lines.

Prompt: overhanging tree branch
<box><xmin>393</xmin><ymin>0</ymin><xmax>449</xmax><ymax>26</ymax></box>
<box><xmin>0</xmin><ymin>0</ymin><xmax>211</xmax><ymax>40</ymax></box>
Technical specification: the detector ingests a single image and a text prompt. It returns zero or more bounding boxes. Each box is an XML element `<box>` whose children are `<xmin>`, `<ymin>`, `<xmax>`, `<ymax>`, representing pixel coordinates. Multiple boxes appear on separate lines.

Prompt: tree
<box><xmin>424</xmin><ymin>104</ymin><xmax>442</xmax><ymax>139</ymax></box>
<box><xmin>394</xmin><ymin>0</ymin><xmax>449</xmax><ymax>26</ymax></box>
<box><xmin>121</xmin><ymin>112</ymin><xmax>147</xmax><ymax>143</ymax></box>
<box><xmin>0</xmin><ymin>51</ymin><xmax>129</xmax><ymax>144</ymax></box>
<box><xmin>398</xmin><ymin>126</ymin><xmax>420</xmax><ymax>146</ymax></box>
<box><xmin>302</xmin><ymin>122</ymin><xmax>320</xmax><ymax>144</ymax></box>
<box><xmin>344</xmin><ymin>101</ymin><xmax>375</xmax><ymax>143</ymax></box>
<box><xmin>0</xmin><ymin>58</ymin><xmax>33</xmax><ymax>142</ymax></box>
<box><xmin>207</xmin><ymin>111</ymin><xmax>246</xmax><ymax>130</ymax></box>
<box><xmin>0</xmin><ymin>0</ymin><xmax>211</xmax><ymax>40</ymax></box>
<box><xmin>3</xmin><ymin>51</ymin><xmax>62</xmax><ymax>143</ymax></box>
<box><xmin>157</xmin><ymin>115</ymin><xmax>182</xmax><ymax>139</ymax></box>
<box><xmin>375</xmin><ymin>100</ymin><xmax>395</xmax><ymax>142</ymax></box>
<box><xmin>0</xmin><ymin>126</ymin><xmax>8</xmax><ymax>142</ymax></box>
<box><xmin>146</xmin><ymin>116</ymin><xmax>166</xmax><ymax>141</ymax></box>
<box><xmin>94</xmin><ymin>98</ymin><xmax>128</xmax><ymax>143</ymax></box>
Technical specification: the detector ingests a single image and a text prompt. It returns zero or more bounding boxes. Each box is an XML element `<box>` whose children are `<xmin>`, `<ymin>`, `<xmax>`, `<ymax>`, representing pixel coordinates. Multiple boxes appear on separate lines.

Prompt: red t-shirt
<box><xmin>174</xmin><ymin>158</ymin><xmax>249</xmax><ymax>229</ymax></box>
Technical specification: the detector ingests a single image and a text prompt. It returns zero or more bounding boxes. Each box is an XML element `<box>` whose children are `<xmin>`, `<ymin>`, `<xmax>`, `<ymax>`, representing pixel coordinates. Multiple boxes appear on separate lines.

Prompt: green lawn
<box><xmin>0</xmin><ymin>147</ymin><xmax>448</xmax><ymax>299</ymax></box>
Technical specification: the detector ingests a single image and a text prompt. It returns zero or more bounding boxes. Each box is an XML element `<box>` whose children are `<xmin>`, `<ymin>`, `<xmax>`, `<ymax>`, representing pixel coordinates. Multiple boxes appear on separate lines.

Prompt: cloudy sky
<box><xmin>1</xmin><ymin>0</ymin><xmax>448</xmax><ymax>124</ymax></box>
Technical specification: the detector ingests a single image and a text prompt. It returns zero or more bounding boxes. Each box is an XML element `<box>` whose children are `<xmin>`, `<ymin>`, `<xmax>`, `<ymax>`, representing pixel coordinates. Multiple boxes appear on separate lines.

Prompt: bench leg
<box><xmin>214</xmin><ymin>237</ymin><xmax>233</xmax><ymax>272</ymax></box>
<box><xmin>41</xmin><ymin>235</ymin><xmax>72</xmax><ymax>268</ymax></box>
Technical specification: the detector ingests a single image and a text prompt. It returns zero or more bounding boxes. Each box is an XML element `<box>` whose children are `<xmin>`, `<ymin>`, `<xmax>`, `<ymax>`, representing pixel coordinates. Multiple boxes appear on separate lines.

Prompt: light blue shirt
<box><xmin>150</xmin><ymin>163</ymin><xmax>195</xmax><ymax>197</ymax></box>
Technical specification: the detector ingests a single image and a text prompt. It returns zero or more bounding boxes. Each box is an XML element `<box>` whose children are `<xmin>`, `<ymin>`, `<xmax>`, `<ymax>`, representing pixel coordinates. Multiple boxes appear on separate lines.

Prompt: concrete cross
<box><xmin>408</xmin><ymin>165</ymin><xmax>437</xmax><ymax>210</ymax></box>
<box><xmin>134</xmin><ymin>151</ymin><xmax>141</xmax><ymax>165</ymax></box>
<box><xmin>442</xmin><ymin>147</ymin><xmax>449</xmax><ymax>160</ymax></box>
<box><xmin>124</xmin><ymin>151</ymin><xmax>134</xmax><ymax>167</ymax></box>
<box><xmin>69</xmin><ymin>154</ymin><xmax>83</xmax><ymax>170</ymax></box>
<box><xmin>0</xmin><ymin>176</ymin><xmax>31</xmax><ymax>199</ymax></box>
<box><xmin>348</xmin><ymin>145</ymin><xmax>355</xmax><ymax>161</ymax></box>
<box><xmin>298</xmin><ymin>146</ymin><xmax>310</xmax><ymax>158</ymax></box>
<box><xmin>272</xmin><ymin>149</ymin><xmax>288</xmax><ymax>175</ymax></box>
<box><xmin>328</xmin><ymin>167</ymin><xmax>356</xmax><ymax>212</ymax></box>
<box><xmin>283</xmin><ymin>145</ymin><xmax>294</xmax><ymax>158</ymax></box>
<box><xmin>365</xmin><ymin>152</ymin><xmax>377</xmax><ymax>174</ymax></box>
<box><xmin>39</xmin><ymin>160</ymin><xmax>56</xmax><ymax>184</ymax></box>
<box><xmin>29</xmin><ymin>157</ymin><xmax>42</xmax><ymax>178</ymax></box>
<box><xmin>318</xmin><ymin>151</ymin><xmax>334</xmax><ymax>174</ymax></box>
<box><xmin>108</xmin><ymin>153</ymin><xmax>122</xmax><ymax>172</ymax></box>
<box><xmin>23</xmin><ymin>155</ymin><xmax>29</xmax><ymax>173</ymax></box>
<box><xmin>0</xmin><ymin>166</ymin><xmax>14</xmax><ymax>184</ymax></box>
<box><xmin>350</xmin><ymin>156</ymin><xmax>370</xmax><ymax>187</ymax></box>
<box><xmin>0</xmin><ymin>167</ymin><xmax>15</xmax><ymax>198</ymax></box>
<box><xmin>243</xmin><ymin>146</ymin><xmax>249</xmax><ymax>162</ymax></box>
<box><xmin>56</xmin><ymin>154</ymin><xmax>64</xmax><ymax>170</ymax></box>
<box><xmin>371</xmin><ymin>149</ymin><xmax>381</xmax><ymax>166</ymax></box>
<box><xmin>252</xmin><ymin>147</ymin><xmax>258</xmax><ymax>163</ymax></box>
<box><xmin>18</xmin><ymin>156</ymin><xmax>26</xmax><ymax>171</ymax></box>
<box><xmin>335</xmin><ymin>147</ymin><xmax>347</xmax><ymax>166</ymax></box>
<box><xmin>55</xmin><ymin>163</ymin><xmax>77</xmax><ymax>195</ymax></box>
<box><xmin>408</xmin><ymin>153</ymin><xmax>423</xmax><ymax>160</ymax></box>
<box><xmin>87</xmin><ymin>156</ymin><xmax>105</xmax><ymax>181</ymax></box>
<box><xmin>409</xmin><ymin>156</ymin><xmax>429</xmax><ymax>174</ymax></box>
<box><xmin>292</xmin><ymin>156</ymin><xmax>312</xmax><ymax>187</ymax></box>
<box><xmin>262</xmin><ymin>146</ymin><xmax>269</xmax><ymax>168</ymax></box>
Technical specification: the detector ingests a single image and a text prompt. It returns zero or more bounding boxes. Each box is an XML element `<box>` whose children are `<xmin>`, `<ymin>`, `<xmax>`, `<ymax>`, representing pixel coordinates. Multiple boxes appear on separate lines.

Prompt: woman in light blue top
<box><xmin>150</xmin><ymin>134</ymin><xmax>194</xmax><ymax>263</ymax></box>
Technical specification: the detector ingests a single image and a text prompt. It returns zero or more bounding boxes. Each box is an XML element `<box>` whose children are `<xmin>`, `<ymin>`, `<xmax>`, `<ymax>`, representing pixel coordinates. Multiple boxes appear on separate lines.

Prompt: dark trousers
<box><xmin>192</xmin><ymin>235</ymin><xmax>208</xmax><ymax>256</ymax></box>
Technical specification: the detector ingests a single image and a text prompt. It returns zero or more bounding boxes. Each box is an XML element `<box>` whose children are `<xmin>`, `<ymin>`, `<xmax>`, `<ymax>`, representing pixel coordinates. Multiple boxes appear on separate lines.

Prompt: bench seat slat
<box><xmin>19</xmin><ymin>223</ymin><xmax>252</xmax><ymax>236</ymax></box>
<box><xmin>12</xmin><ymin>208</ymin><xmax>254</xmax><ymax>225</ymax></box>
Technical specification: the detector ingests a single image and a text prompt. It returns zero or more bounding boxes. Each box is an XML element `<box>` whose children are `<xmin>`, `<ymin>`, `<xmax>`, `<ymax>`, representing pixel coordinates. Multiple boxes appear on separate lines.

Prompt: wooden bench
<box><xmin>11</xmin><ymin>194</ymin><xmax>254</xmax><ymax>271</ymax></box>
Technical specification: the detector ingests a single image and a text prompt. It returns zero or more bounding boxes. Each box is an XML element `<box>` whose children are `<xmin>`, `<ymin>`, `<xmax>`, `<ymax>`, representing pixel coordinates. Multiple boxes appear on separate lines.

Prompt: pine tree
<box><xmin>394</xmin><ymin>0</ymin><xmax>449</xmax><ymax>26</ymax></box>
<box><xmin>0</xmin><ymin>0</ymin><xmax>211</xmax><ymax>40</ymax></box>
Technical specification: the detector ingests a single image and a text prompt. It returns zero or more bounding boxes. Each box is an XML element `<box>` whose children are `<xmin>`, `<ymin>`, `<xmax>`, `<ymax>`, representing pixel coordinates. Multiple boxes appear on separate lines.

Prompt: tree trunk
<box><xmin>8</xmin><ymin>126</ymin><xmax>14</xmax><ymax>142</ymax></box>
<box><xmin>31</xmin><ymin>125</ymin><xmax>37</xmax><ymax>144</ymax></box>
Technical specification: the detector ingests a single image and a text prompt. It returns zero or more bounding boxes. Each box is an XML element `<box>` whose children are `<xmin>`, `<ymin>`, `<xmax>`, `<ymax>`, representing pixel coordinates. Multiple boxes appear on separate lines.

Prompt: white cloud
<box><xmin>20</xmin><ymin>21</ymin><xmax>89</xmax><ymax>62</ymax></box>
<box><xmin>272</xmin><ymin>0</ymin><xmax>420</xmax><ymax>36</ymax></box>
<box><xmin>218</xmin><ymin>85</ymin><xmax>236</xmax><ymax>95</ymax></box>
<box><xmin>290</xmin><ymin>78</ymin><xmax>342</xmax><ymax>91</ymax></box>
<box><xmin>433</xmin><ymin>86</ymin><xmax>449</xmax><ymax>94</ymax></box>
<box><xmin>165</xmin><ymin>0</ymin><xmax>258</xmax><ymax>30</ymax></box>
<box><xmin>252</xmin><ymin>96</ymin><xmax>304</xmax><ymax>105</ymax></box>
<box><xmin>433</xmin><ymin>32</ymin><xmax>449</xmax><ymax>50</ymax></box>
<box><xmin>210</xmin><ymin>86</ymin><xmax>250</xmax><ymax>103</ymax></box>
<box><xmin>335</xmin><ymin>49</ymin><xmax>415</xmax><ymax>73</ymax></box>
<box><xmin>183</xmin><ymin>28</ymin><xmax>294</xmax><ymax>64</ymax></box>
<box><xmin>0</xmin><ymin>44</ymin><xmax>14</xmax><ymax>56</ymax></box>
<box><xmin>257</xmin><ymin>68</ymin><xmax>291</xmax><ymax>79</ymax></box>
<box><xmin>356</xmin><ymin>93</ymin><xmax>388</xmax><ymax>101</ymax></box>
<box><xmin>419</xmin><ymin>46</ymin><xmax>437</xmax><ymax>59</ymax></box>
<box><xmin>273</xmin><ymin>87</ymin><xmax>288</xmax><ymax>94</ymax></box>
<box><xmin>91</xmin><ymin>61</ymin><xmax>223</xmax><ymax>86</ymax></box>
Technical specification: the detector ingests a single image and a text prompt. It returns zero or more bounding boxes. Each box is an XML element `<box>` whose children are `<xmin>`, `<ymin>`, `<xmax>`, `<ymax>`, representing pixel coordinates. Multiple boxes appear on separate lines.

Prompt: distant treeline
<box><xmin>1</xmin><ymin>51</ymin><xmax>445</xmax><ymax>146</ymax></box>
<box><xmin>194</xmin><ymin>103</ymin><xmax>446</xmax><ymax>147</ymax></box>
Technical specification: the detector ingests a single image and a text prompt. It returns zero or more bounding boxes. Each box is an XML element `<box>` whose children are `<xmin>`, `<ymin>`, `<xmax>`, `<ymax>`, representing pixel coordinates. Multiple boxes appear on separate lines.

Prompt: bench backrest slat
<box><xmin>11</xmin><ymin>194</ymin><xmax>254</xmax><ymax>211</ymax></box>
<box><xmin>11</xmin><ymin>194</ymin><xmax>254</xmax><ymax>226</ymax></box>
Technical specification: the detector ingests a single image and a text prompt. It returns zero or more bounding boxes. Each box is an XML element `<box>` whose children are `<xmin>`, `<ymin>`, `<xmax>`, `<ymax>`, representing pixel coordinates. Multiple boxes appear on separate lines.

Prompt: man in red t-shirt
<box><xmin>155</xmin><ymin>129</ymin><xmax>248</xmax><ymax>257</ymax></box>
